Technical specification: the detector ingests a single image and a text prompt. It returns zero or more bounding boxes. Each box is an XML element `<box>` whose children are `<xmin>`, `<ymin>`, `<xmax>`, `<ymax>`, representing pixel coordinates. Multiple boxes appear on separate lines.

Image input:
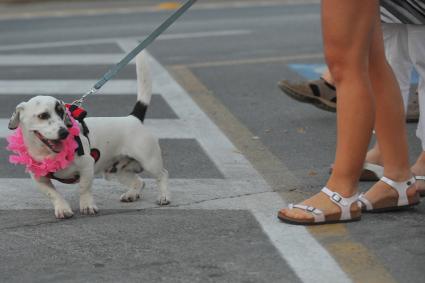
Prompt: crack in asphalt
<box><xmin>0</xmin><ymin>190</ymin><xmax>274</xmax><ymax>231</ymax></box>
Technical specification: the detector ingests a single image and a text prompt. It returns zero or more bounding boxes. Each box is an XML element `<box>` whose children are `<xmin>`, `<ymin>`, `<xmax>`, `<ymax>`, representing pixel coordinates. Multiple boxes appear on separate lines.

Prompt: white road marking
<box><xmin>0</xmin><ymin>30</ymin><xmax>251</xmax><ymax>52</ymax></box>
<box><xmin>0</xmin><ymin>80</ymin><xmax>137</xmax><ymax>94</ymax></box>
<box><xmin>0</xmin><ymin>54</ymin><xmax>126</xmax><ymax>65</ymax></box>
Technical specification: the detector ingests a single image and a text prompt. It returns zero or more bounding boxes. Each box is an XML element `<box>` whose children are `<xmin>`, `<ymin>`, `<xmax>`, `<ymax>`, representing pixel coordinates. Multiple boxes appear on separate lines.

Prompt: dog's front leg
<box><xmin>32</xmin><ymin>175</ymin><xmax>74</xmax><ymax>219</ymax></box>
<box><xmin>79</xmin><ymin>158</ymin><xmax>98</xmax><ymax>215</ymax></box>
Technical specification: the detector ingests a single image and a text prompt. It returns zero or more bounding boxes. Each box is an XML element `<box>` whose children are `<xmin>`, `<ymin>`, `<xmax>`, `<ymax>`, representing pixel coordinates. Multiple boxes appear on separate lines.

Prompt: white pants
<box><xmin>383</xmin><ymin>23</ymin><xmax>425</xmax><ymax>149</ymax></box>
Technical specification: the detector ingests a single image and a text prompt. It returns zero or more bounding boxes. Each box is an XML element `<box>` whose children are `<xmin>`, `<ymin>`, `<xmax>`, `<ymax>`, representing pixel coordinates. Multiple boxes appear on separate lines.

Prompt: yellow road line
<box><xmin>169</xmin><ymin>65</ymin><xmax>398</xmax><ymax>283</ymax></box>
<box><xmin>157</xmin><ymin>2</ymin><xmax>183</xmax><ymax>11</ymax></box>
<box><xmin>309</xmin><ymin>225</ymin><xmax>397</xmax><ymax>283</ymax></box>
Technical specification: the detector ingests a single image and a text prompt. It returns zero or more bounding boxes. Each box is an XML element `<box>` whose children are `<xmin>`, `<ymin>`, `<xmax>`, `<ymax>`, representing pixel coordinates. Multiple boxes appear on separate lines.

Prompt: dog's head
<box><xmin>9</xmin><ymin>96</ymin><xmax>74</xmax><ymax>153</ymax></box>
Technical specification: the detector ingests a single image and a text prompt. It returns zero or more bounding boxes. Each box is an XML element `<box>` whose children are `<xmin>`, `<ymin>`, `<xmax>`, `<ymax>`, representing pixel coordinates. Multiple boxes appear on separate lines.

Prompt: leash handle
<box><xmin>76</xmin><ymin>0</ymin><xmax>197</xmax><ymax>105</ymax></box>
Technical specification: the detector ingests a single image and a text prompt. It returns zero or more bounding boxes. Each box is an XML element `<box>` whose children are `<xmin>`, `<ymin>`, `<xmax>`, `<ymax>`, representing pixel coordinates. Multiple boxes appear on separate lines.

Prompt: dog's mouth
<box><xmin>34</xmin><ymin>131</ymin><xmax>63</xmax><ymax>153</ymax></box>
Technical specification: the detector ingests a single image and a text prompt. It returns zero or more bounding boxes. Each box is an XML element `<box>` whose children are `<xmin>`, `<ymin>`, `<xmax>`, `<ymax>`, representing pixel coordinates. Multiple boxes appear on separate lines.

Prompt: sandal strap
<box><xmin>415</xmin><ymin>176</ymin><xmax>425</xmax><ymax>181</ymax></box>
<box><xmin>380</xmin><ymin>176</ymin><xmax>415</xmax><ymax>206</ymax></box>
<box><xmin>358</xmin><ymin>193</ymin><xmax>373</xmax><ymax>211</ymax></box>
<box><xmin>288</xmin><ymin>204</ymin><xmax>325</xmax><ymax>223</ymax></box>
<box><xmin>363</xmin><ymin>162</ymin><xmax>384</xmax><ymax>179</ymax></box>
<box><xmin>321</xmin><ymin>187</ymin><xmax>359</xmax><ymax>220</ymax></box>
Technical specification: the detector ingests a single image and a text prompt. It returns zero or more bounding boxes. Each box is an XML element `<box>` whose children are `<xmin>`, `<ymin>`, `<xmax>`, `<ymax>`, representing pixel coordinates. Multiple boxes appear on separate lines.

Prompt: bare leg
<box><xmin>365</xmin><ymin>142</ymin><xmax>382</xmax><ymax>165</ymax></box>
<box><xmin>361</xmin><ymin>17</ymin><xmax>417</xmax><ymax>206</ymax></box>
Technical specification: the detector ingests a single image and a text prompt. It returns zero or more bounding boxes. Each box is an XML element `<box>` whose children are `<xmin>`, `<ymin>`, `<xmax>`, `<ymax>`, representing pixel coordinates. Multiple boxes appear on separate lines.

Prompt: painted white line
<box><xmin>0</xmin><ymin>30</ymin><xmax>251</xmax><ymax>52</ymax></box>
<box><xmin>0</xmin><ymin>54</ymin><xmax>126</xmax><ymax>65</ymax></box>
<box><xmin>0</xmin><ymin>80</ymin><xmax>137</xmax><ymax>94</ymax></box>
<box><xmin>0</xmin><ymin>119</ymin><xmax>194</xmax><ymax>139</ymax></box>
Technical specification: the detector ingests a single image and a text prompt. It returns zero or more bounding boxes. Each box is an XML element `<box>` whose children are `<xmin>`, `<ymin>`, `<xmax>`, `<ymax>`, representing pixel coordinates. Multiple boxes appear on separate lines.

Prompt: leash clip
<box><xmin>72</xmin><ymin>88</ymin><xmax>97</xmax><ymax>106</ymax></box>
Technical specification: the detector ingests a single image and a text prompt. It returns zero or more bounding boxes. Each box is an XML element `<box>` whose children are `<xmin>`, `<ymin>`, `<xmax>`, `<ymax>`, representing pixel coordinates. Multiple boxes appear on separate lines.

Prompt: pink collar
<box><xmin>6</xmin><ymin>112</ymin><xmax>80</xmax><ymax>179</ymax></box>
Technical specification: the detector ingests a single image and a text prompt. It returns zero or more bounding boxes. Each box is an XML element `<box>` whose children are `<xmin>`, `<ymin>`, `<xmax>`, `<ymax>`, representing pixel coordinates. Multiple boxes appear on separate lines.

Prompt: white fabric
<box><xmin>321</xmin><ymin>187</ymin><xmax>359</xmax><ymax>221</ymax></box>
<box><xmin>380</xmin><ymin>176</ymin><xmax>416</xmax><ymax>206</ymax></box>
<box><xmin>382</xmin><ymin>24</ymin><xmax>425</xmax><ymax>149</ymax></box>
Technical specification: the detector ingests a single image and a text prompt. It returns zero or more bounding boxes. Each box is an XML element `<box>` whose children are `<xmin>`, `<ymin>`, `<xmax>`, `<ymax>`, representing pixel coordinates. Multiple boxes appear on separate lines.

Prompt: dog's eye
<box><xmin>38</xmin><ymin>112</ymin><xmax>50</xmax><ymax>120</ymax></box>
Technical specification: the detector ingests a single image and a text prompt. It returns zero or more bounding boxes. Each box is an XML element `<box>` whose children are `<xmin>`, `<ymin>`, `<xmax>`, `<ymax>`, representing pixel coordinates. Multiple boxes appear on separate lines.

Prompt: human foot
<box><xmin>278</xmin><ymin>187</ymin><xmax>361</xmax><ymax>225</ymax></box>
<box><xmin>358</xmin><ymin>176</ymin><xmax>420</xmax><ymax>212</ymax></box>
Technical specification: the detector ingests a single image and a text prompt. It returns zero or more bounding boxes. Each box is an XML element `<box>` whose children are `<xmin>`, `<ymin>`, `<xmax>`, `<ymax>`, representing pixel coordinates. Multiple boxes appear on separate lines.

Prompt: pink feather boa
<box><xmin>6</xmin><ymin>111</ymin><xmax>80</xmax><ymax>178</ymax></box>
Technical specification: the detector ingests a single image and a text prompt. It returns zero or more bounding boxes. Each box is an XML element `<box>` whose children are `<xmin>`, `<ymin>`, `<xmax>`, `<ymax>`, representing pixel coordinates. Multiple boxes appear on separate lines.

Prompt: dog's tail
<box><xmin>130</xmin><ymin>51</ymin><xmax>151</xmax><ymax>122</ymax></box>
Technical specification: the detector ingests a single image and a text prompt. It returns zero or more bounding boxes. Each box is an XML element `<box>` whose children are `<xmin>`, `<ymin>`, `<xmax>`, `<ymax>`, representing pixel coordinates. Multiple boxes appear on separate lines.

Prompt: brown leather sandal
<box><xmin>278</xmin><ymin>79</ymin><xmax>418</xmax><ymax>122</ymax></box>
<box><xmin>278</xmin><ymin>77</ymin><xmax>336</xmax><ymax>112</ymax></box>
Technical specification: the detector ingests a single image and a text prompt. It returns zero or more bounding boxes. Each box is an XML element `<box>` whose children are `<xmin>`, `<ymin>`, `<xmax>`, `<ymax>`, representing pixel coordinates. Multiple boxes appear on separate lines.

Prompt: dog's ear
<box><xmin>60</xmin><ymin>101</ymin><xmax>73</xmax><ymax>128</ymax></box>
<box><xmin>8</xmin><ymin>102</ymin><xmax>26</xmax><ymax>130</ymax></box>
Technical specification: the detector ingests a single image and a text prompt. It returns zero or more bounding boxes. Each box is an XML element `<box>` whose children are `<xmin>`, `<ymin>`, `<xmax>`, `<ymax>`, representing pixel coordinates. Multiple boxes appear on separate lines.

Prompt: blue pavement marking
<box><xmin>289</xmin><ymin>63</ymin><xmax>419</xmax><ymax>84</ymax></box>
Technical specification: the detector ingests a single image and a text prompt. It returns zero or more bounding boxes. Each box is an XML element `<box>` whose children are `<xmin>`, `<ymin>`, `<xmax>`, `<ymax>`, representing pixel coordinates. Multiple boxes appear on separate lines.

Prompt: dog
<box><xmin>7</xmin><ymin>52</ymin><xmax>170</xmax><ymax>219</ymax></box>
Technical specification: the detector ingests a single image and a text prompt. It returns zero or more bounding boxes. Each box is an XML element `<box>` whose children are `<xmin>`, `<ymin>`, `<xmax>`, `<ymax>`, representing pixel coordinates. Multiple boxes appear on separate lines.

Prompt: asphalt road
<box><xmin>0</xmin><ymin>1</ymin><xmax>423</xmax><ymax>282</ymax></box>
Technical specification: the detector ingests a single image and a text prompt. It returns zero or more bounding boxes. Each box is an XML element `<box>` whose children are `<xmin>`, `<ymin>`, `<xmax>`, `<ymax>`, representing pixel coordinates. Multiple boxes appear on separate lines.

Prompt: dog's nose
<box><xmin>58</xmin><ymin>127</ymin><xmax>69</xmax><ymax>140</ymax></box>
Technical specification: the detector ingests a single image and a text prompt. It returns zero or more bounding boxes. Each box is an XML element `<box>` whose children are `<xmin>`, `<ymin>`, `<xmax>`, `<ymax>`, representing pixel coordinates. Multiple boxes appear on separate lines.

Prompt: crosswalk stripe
<box><xmin>0</xmin><ymin>55</ymin><xmax>128</xmax><ymax>65</ymax></box>
<box><xmin>0</xmin><ymin>80</ymin><xmax>137</xmax><ymax>95</ymax></box>
<box><xmin>0</xmin><ymin>30</ymin><xmax>251</xmax><ymax>52</ymax></box>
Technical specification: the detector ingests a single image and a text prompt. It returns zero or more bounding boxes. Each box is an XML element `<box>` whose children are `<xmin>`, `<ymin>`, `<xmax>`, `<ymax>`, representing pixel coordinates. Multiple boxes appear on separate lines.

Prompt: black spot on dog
<box><xmin>55</xmin><ymin>102</ymin><xmax>65</xmax><ymax>119</ymax></box>
<box><xmin>130</xmin><ymin>101</ymin><xmax>148</xmax><ymax>122</ymax></box>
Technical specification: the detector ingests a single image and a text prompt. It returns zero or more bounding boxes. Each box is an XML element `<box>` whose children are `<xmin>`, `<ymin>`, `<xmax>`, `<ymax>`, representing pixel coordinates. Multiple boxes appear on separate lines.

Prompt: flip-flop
<box><xmin>358</xmin><ymin>176</ymin><xmax>420</xmax><ymax>213</ymax></box>
<box><xmin>278</xmin><ymin>78</ymin><xmax>337</xmax><ymax>113</ymax></box>
<box><xmin>278</xmin><ymin>187</ymin><xmax>361</xmax><ymax>225</ymax></box>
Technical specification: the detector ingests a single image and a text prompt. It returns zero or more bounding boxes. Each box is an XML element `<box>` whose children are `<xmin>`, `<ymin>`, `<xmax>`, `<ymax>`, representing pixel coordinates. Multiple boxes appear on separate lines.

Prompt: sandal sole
<box><xmin>277</xmin><ymin>214</ymin><xmax>361</xmax><ymax>226</ymax></box>
<box><xmin>362</xmin><ymin>202</ymin><xmax>420</xmax><ymax>213</ymax></box>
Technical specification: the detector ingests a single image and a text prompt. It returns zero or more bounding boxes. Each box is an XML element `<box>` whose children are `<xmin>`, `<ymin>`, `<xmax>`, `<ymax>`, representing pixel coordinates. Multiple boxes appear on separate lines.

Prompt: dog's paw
<box><xmin>120</xmin><ymin>191</ymin><xmax>141</xmax><ymax>203</ymax></box>
<box><xmin>80</xmin><ymin>197</ymin><xmax>98</xmax><ymax>215</ymax></box>
<box><xmin>54</xmin><ymin>201</ymin><xmax>74</xmax><ymax>219</ymax></box>
<box><xmin>80</xmin><ymin>204</ymin><xmax>99</xmax><ymax>215</ymax></box>
<box><xmin>157</xmin><ymin>193</ymin><xmax>170</xmax><ymax>206</ymax></box>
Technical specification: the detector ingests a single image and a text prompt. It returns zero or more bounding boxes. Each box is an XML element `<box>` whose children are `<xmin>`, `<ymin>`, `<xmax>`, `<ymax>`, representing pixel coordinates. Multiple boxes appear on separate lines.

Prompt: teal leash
<box><xmin>73</xmin><ymin>0</ymin><xmax>197</xmax><ymax>106</ymax></box>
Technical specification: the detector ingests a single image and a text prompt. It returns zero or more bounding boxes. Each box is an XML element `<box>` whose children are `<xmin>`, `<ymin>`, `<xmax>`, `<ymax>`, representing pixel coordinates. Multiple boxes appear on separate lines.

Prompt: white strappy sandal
<box><xmin>358</xmin><ymin>176</ymin><xmax>420</xmax><ymax>213</ymax></box>
<box><xmin>278</xmin><ymin>187</ymin><xmax>361</xmax><ymax>225</ymax></box>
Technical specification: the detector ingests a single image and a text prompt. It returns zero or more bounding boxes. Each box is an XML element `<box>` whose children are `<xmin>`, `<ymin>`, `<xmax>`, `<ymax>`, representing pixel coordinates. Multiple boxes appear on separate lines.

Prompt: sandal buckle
<box><xmin>331</xmin><ymin>193</ymin><xmax>342</xmax><ymax>203</ymax></box>
<box><xmin>306</xmin><ymin>206</ymin><xmax>316</xmax><ymax>213</ymax></box>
